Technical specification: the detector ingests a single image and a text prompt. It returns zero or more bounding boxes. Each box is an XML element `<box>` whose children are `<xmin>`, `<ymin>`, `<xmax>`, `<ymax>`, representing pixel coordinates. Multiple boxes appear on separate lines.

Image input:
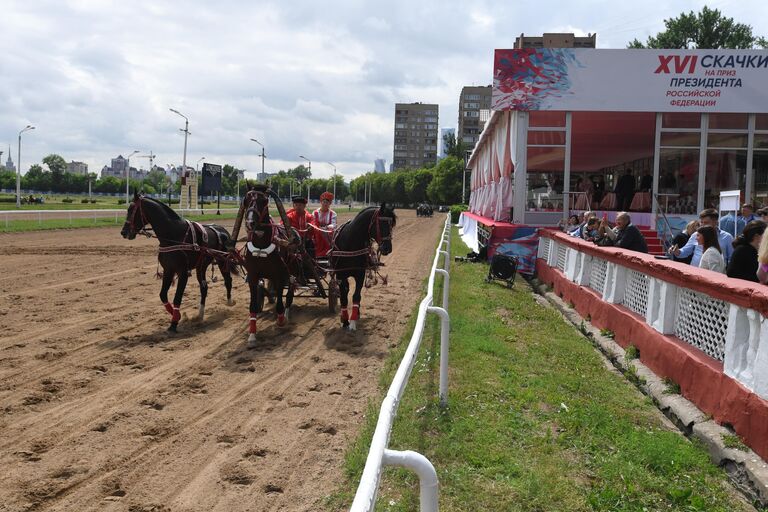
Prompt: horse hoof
<box><xmin>348</xmin><ymin>320</ymin><xmax>357</xmax><ymax>331</ymax></box>
<box><xmin>277</xmin><ymin>314</ymin><xmax>287</xmax><ymax>327</ymax></box>
<box><xmin>284</xmin><ymin>308</ymin><xmax>291</xmax><ymax>321</ymax></box>
<box><xmin>227</xmin><ymin>299</ymin><xmax>236</xmax><ymax>306</ymax></box>
<box><xmin>248</xmin><ymin>333</ymin><xmax>257</xmax><ymax>345</ymax></box>
<box><xmin>168</xmin><ymin>324</ymin><xmax>178</xmax><ymax>333</ymax></box>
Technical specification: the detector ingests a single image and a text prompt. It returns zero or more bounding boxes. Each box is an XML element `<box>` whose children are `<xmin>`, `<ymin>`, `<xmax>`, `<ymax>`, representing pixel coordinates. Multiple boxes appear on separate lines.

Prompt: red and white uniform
<box><xmin>312</xmin><ymin>208</ymin><xmax>337</xmax><ymax>257</ymax></box>
<box><xmin>286</xmin><ymin>208</ymin><xmax>313</xmax><ymax>240</ymax></box>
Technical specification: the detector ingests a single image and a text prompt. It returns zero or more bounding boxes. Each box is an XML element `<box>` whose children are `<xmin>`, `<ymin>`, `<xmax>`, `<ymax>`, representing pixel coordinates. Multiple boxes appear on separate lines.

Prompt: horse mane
<box><xmin>143</xmin><ymin>196</ymin><xmax>181</xmax><ymax>220</ymax></box>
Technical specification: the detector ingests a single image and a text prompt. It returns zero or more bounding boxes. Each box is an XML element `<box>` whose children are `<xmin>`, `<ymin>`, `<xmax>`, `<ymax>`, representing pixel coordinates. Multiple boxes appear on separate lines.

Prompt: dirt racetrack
<box><xmin>0</xmin><ymin>210</ymin><xmax>444</xmax><ymax>512</ymax></box>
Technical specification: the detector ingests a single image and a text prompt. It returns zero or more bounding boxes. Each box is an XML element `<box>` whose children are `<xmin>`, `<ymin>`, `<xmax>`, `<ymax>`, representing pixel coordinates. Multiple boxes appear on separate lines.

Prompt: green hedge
<box><xmin>450</xmin><ymin>204</ymin><xmax>468</xmax><ymax>223</ymax></box>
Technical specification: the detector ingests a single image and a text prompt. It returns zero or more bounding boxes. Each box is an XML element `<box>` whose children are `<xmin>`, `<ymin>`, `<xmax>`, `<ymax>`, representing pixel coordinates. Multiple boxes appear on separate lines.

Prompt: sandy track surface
<box><xmin>0</xmin><ymin>210</ymin><xmax>443</xmax><ymax>512</ymax></box>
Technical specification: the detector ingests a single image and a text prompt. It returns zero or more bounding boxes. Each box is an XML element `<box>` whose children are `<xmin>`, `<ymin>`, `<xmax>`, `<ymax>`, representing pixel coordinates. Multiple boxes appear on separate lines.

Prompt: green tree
<box><xmin>426</xmin><ymin>156</ymin><xmax>464</xmax><ymax>205</ymax></box>
<box><xmin>42</xmin><ymin>154</ymin><xmax>67</xmax><ymax>192</ymax></box>
<box><xmin>442</xmin><ymin>131</ymin><xmax>471</xmax><ymax>160</ymax></box>
<box><xmin>287</xmin><ymin>164</ymin><xmax>311</xmax><ymax>181</ymax></box>
<box><xmin>628</xmin><ymin>6</ymin><xmax>768</xmax><ymax>49</ymax></box>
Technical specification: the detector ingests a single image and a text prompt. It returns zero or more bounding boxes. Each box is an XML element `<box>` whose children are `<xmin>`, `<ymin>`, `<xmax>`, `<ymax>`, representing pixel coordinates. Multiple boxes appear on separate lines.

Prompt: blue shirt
<box><xmin>677</xmin><ymin>227</ymin><xmax>734</xmax><ymax>266</ymax></box>
<box><xmin>720</xmin><ymin>214</ymin><xmax>757</xmax><ymax>236</ymax></box>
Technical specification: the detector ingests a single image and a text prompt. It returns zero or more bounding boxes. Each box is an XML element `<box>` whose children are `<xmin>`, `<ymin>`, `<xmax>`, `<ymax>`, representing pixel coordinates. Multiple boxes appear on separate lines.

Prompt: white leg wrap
<box><xmin>198</xmin><ymin>303</ymin><xmax>205</xmax><ymax>320</ymax></box>
<box><xmin>248</xmin><ymin>333</ymin><xmax>257</xmax><ymax>344</ymax></box>
<box><xmin>348</xmin><ymin>320</ymin><xmax>357</xmax><ymax>331</ymax></box>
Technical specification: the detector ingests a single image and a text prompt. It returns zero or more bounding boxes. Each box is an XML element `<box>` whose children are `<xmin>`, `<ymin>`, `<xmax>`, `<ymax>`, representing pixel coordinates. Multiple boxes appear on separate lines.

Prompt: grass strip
<box><xmin>328</xmin><ymin>226</ymin><xmax>761</xmax><ymax>512</ymax></box>
<box><xmin>0</xmin><ymin>213</ymin><xmax>238</xmax><ymax>233</ymax></box>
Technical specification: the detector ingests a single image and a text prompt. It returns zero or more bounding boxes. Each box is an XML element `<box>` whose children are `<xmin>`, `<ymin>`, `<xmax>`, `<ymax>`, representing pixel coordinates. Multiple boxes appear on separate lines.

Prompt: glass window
<box><xmin>753</xmin><ymin>151</ymin><xmax>768</xmax><ymax>205</ymax></box>
<box><xmin>527</xmin><ymin>131</ymin><xmax>567</xmax><ymax>146</ymax></box>
<box><xmin>526</xmin><ymin>146</ymin><xmax>565</xmax><ymax>212</ymax></box>
<box><xmin>529</xmin><ymin>111</ymin><xmax>566</xmax><ymax>127</ymax></box>
<box><xmin>571</xmin><ymin>111</ymin><xmax>656</xmax><ymax>212</ymax></box>
<box><xmin>754</xmin><ymin>134</ymin><xmax>768</xmax><ymax>150</ymax></box>
<box><xmin>660</xmin><ymin>132</ymin><xmax>701</xmax><ymax>147</ymax></box>
<box><xmin>756</xmin><ymin>114</ymin><xmax>768</xmax><ymax>131</ymax></box>
<box><xmin>704</xmin><ymin>149</ymin><xmax>747</xmax><ymax>209</ymax></box>
<box><xmin>708</xmin><ymin>113</ymin><xmax>749</xmax><ymax>130</ymax></box>
<box><xmin>659</xmin><ymin>148</ymin><xmax>700</xmax><ymax>214</ymax></box>
<box><xmin>662</xmin><ymin>112</ymin><xmax>701</xmax><ymax>129</ymax></box>
<box><xmin>707</xmin><ymin>132</ymin><xmax>748</xmax><ymax>148</ymax></box>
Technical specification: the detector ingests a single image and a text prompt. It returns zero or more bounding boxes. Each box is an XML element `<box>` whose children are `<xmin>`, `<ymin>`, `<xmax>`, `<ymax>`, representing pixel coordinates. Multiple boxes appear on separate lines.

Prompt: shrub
<box><xmin>450</xmin><ymin>204</ymin><xmax>468</xmax><ymax>224</ymax></box>
<box><xmin>625</xmin><ymin>345</ymin><xmax>639</xmax><ymax>360</ymax></box>
<box><xmin>81</xmin><ymin>198</ymin><xmax>90</xmax><ymax>203</ymax></box>
<box><xmin>62</xmin><ymin>197</ymin><xmax>74</xmax><ymax>203</ymax></box>
<box><xmin>90</xmin><ymin>199</ymin><xmax>97</xmax><ymax>203</ymax></box>
<box><xmin>117</xmin><ymin>199</ymin><xmax>126</xmax><ymax>205</ymax></box>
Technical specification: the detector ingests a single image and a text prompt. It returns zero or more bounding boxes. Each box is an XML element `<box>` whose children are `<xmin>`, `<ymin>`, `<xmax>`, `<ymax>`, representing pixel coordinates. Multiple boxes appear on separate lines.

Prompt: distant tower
<box><xmin>5</xmin><ymin>145</ymin><xmax>15</xmax><ymax>172</ymax></box>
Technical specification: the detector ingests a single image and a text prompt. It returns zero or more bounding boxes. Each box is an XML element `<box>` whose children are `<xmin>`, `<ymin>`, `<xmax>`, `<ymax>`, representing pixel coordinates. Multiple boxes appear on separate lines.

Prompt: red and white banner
<box><xmin>493</xmin><ymin>48</ymin><xmax>768</xmax><ymax>113</ymax></box>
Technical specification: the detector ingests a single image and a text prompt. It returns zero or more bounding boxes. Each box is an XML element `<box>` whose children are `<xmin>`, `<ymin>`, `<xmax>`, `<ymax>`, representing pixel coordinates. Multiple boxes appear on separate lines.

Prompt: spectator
<box><xmin>639</xmin><ymin>172</ymin><xmax>653</xmax><ymax>192</ymax></box>
<box><xmin>757</xmin><ymin>228</ymin><xmax>768</xmax><ymax>284</ymax></box>
<box><xmin>558</xmin><ymin>214</ymin><xmax>580</xmax><ymax>233</ymax></box>
<box><xmin>615</xmin><ymin>169</ymin><xmax>635</xmax><ymax>211</ymax></box>
<box><xmin>599</xmin><ymin>212</ymin><xmax>648</xmax><ymax>253</ymax></box>
<box><xmin>569</xmin><ymin>211</ymin><xmax>594</xmax><ymax>238</ymax></box>
<box><xmin>671</xmin><ymin>220</ymin><xmax>699</xmax><ymax>264</ymax></box>
<box><xmin>583</xmin><ymin>217</ymin><xmax>601</xmax><ymax>243</ymax></box>
<box><xmin>670</xmin><ymin>208</ymin><xmax>734</xmax><ymax>266</ymax></box>
<box><xmin>720</xmin><ymin>204</ymin><xmax>758</xmax><ymax>237</ymax></box>
<box><xmin>758</xmin><ymin>207</ymin><xmax>768</xmax><ymax>224</ymax></box>
<box><xmin>727</xmin><ymin>220</ymin><xmax>766</xmax><ymax>282</ymax></box>
<box><xmin>697</xmin><ymin>226</ymin><xmax>726</xmax><ymax>273</ymax></box>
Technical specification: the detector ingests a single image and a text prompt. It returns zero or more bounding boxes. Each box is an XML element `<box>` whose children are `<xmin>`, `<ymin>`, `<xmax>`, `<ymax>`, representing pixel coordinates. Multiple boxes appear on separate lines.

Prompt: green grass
<box><xmin>625</xmin><ymin>345</ymin><xmax>640</xmax><ymax>361</ymax></box>
<box><xmin>722</xmin><ymin>434</ymin><xmax>749</xmax><ymax>452</ymax></box>
<box><xmin>0</xmin><ymin>212</ymin><xmax>239</xmax><ymax>233</ymax></box>
<box><xmin>326</xmin><ymin>226</ymin><xmax>760</xmax><ymax>512</ymax></box>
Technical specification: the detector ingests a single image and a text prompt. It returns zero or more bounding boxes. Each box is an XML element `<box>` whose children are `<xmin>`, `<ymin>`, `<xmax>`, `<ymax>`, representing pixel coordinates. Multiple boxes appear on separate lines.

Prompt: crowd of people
<box><xmin>561</xmin><ymin>210</ymin><xmax>648</xmax><ymax>254</ymax></box>
<box><xmin>559</xmin><ymin>204</ymin><xmax>768</xmax><ymax>283</ymax></box>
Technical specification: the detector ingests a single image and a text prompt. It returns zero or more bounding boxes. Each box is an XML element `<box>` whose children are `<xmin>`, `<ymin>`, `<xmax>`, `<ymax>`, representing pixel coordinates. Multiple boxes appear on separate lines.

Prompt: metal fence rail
<box><xmin>350</xmin><ymin>214</ymin><xmax>451</xmax><ymax>512</ymax></box>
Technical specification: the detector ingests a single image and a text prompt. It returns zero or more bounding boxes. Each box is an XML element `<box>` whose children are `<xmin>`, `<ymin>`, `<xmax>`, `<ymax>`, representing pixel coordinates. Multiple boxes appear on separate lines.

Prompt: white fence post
<box><xmin>427</xmin><ymin>305</ymin><xmax>450</xmax><ymax>406</ymax></box>
<box><xmin>382</xmin><ymin>449</ymin><xmax>439</xmax><ymax>512</ymax></box>
<box><xmin>603</xmin><ymin>262</ymin><xmax>627</xmax><ymax>303</ymax></box>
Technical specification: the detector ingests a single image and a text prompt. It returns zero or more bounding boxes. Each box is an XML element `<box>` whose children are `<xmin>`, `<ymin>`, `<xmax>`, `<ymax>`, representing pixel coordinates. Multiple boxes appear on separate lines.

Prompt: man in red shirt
<box><xmin>286</xmin><ymin>196</ymin><xmax>313</xmax><ymax>242</ymax></box>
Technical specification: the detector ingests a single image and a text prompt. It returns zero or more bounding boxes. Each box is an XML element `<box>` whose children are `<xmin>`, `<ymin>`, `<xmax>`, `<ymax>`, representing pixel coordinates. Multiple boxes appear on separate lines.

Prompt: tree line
<box><xmin>1</xmin><ymin>151</ymin><xmax>467</xmax><ymax>207</ymax></box>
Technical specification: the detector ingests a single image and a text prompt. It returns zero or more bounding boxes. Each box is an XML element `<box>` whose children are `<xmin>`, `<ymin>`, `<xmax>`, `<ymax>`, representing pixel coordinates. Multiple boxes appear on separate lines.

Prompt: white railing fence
<box><xmin>350</xmin><ymin>214</ymin><xmax>452</xmax><ymax>512</ymax></box>
<box><xmin>537</xmin><ymin>234</ymin><xmax>768</xmax><ymax>400</ymax></box>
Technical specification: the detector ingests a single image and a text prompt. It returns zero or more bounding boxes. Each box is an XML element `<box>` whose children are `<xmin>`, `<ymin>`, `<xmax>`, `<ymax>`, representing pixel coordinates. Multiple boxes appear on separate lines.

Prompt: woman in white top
<box><xmin>697</xmin><ymin>225</ymin><xmax>726</xmax><ymax>273</ymax></box>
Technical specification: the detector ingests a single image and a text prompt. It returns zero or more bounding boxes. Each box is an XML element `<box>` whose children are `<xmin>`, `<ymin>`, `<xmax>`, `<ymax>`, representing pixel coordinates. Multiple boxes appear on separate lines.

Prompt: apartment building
<box><xmin>457</xmin><ymin>86</ymin><xmax>492</xmax><ymax>152</ymax></box>
<box><xmin>393</xmin><ymin>102</ymin><xmax>439</xmax><ymax>170</ymax></box>
<box><xmin>514</xmin><ymin>32</ymin><xmax>597</xmax><ymax>49</ymax></box>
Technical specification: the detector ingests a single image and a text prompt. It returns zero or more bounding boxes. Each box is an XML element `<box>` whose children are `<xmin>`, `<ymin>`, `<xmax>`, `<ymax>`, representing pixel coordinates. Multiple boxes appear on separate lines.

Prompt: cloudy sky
<box><xmin>1</xmin><ymin>0</ymin><xmax>767</xmax><ymax>180</ymax></box>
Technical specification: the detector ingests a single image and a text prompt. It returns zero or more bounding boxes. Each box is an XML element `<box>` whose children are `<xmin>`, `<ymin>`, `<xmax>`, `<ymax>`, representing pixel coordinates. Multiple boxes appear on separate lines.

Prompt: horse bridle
<box><xmin>370</xmin><ymin>209</ymin><xmax>394</xmax><ymax>245</ymax></box>
<box><xmin>127</xmin><ymin>196</ymin><xmax>153</xmax><ymax>237</ymax></box>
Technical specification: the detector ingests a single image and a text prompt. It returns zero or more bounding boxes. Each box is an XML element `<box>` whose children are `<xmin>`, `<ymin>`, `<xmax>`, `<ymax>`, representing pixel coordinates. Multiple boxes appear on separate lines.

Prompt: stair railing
<box><xmin>653</xmin><ymin>193</ymin><xmax>676</xmax><ymax>252</ymax></box>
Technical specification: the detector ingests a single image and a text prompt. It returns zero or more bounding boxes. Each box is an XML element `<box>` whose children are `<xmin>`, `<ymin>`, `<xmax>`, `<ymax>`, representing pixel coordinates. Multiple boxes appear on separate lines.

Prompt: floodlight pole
<box><xmin>125</xmin><ymin>150</ymin><xmax>140</xmax><ymax>204</ymax></box>
<box><xmin>17</xmin><ymin>125</ymin><xmax>35</xmax><ymax>208</ymax></box>
<box><xmin>328</xmin><ymin>162</ymin><xmax>337</xmax><ymax>202</ymax></box>
<box><xmin>170</xmin><ymin>108</ymin><xmax>190</xmax><ymax>208</ymax></box>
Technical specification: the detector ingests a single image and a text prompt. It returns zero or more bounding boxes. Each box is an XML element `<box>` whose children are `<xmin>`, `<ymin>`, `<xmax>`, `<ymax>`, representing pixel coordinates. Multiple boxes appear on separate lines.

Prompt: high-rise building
<box><xmin>66</xmin><ymin>161</ymin><xmax>88</xmax><ymax>175</ymax></box>
<box><xmin>440</xmin><ymin>127</ymin><xmax>456</xmax><ymax>157</ymax></box>
<box><xmin>100</xmin><ymin>155</ymin><xmax>146</xmax><ymax>179</ymax></box>
<box><xmin>374</xmin><ymin>159</ymin><xmax>386</xmax><ymax>173</ymax></box>
<box><xmin>514</xmin><ymin>32</ymin><xmax>596</xmax><ymax>49</ymax></box>
<box><xmin>457</xmin><ymin>86</ymin><xmax>492</xmax><ymax>153</ymax></box>
<box><xmin>393</xmin><ymin>102</ymin><xmax>439</xmax><ymax>170</ymax></box>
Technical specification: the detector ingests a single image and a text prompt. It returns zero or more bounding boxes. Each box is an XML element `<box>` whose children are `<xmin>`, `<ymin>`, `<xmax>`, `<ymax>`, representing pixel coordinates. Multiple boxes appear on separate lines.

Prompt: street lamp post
<box><xmin>16</xmin><ymin>125</ymin><xmax>35</xmax><ymax>208</ymax></box>
<box><xmin>327</xmin><ymin>162</ymin><xmax>336</xmax><ymax>202</ymax></box>
<box><xmin>124</xmin><ymin>150</ymin><xmax>140</xmax><ymax>204</ymax></box>
<box><xmin>250</xmin><ymin>138</ymin><xmax>266</xmax><ymax>179</ymax></box>
<box><xmin>169</xmin><ymin>108</ymin><xmax>190</xmax><ymax>208</ymax></box>
<box><xmin>299</xmin><ymin>155</ymin><xmax>311</xmax><ymax>202</ymax></box>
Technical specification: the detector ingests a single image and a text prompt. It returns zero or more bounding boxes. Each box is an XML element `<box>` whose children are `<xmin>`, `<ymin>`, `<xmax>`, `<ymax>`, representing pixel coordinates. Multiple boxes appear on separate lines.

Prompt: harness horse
<box><xmin>121</xmin><ymin>193</ymin><xmax>237</xmax><ymax>332</ymax></box>
<box><xmin>329</xmin><ymin>204</ymin><xmax>396</xmax><ymax>331</ymax></box>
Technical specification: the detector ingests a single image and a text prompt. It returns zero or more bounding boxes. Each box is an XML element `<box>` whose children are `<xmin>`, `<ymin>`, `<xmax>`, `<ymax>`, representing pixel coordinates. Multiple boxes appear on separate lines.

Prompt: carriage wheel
<box><xmin>327</xmin><ymin>279</ymin><xmax>339</xmax><ymax>314</ymax></box>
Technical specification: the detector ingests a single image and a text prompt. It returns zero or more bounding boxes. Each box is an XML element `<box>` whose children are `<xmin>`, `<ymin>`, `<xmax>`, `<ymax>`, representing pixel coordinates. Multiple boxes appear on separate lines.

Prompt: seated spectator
<box><xmin>558</xmin><ymin>214</ymin><xmax>580</xmax><ymax>234</ymax></box>
<box><xmin>727</xmin><ymin>220</ymin><xmax>766</xmax><ymax>282</ymax></box>
<box><xmin>670</xmin><ymin>208</ymin><xmax>734</xmax><ymax>266</ymax></box>
<box><xmin>583</xmin><ymin>217</ymin><xmax>602</xmax><ymax>243</ymax></box>
<box><xmin>758</xmin><ymin>207</ymin><xmax>768</xmax><ymax>224</ymax></box>
<box><xmin>671</xmin><ymin>220</ymin><xmax>699</xmax><ymax>265</ymax></box>
<box><xmin>599</xmin><ymin>212</ymin><xmax>648</xmax><ymax>253</ymax></box>
<box><xmin>569</xmin><ymin>211</ymin><xmax>594</xmax><ymax>238</ymax></box>
<box><xmin>697</xmin><ymin>225</ymin><xmax>726</xmax><ymax>273</ymax></box>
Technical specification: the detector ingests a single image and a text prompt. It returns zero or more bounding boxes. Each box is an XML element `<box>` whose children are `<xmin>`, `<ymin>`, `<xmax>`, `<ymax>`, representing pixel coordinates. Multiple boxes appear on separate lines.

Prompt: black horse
<box><xmin>121</xmin><ymin>192</ymin><xmax>236</xmax><ymax>332</ymax></box>
<box><xmin>329</xmin><ymin>204</ymin><xmax>396</xmax><ymax>331</ymax></box>
<box><xmin>242</xmin><ymin>190</ymin><xmax>297</xmax><ymax>343</ymax></box>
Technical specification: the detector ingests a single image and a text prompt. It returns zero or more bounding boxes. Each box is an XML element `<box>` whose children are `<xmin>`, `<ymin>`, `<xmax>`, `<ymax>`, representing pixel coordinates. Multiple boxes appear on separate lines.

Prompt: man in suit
<box><xmin>615</xmin><ymin>169</ymin><xmax>636</xmax><ymax>211</ymax></box>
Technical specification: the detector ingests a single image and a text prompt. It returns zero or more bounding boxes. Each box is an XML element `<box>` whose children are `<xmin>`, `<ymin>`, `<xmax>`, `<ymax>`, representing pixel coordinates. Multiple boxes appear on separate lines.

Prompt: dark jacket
<box><xmin>727</xmin><ymin>244</ymin><xmax>759</xmax><ymax>282</ymax></box>
<box><xmin>615</xmin><ymin>174</ymin><xmax>635</xmax><ymax>195</ymax></box>
<box><xmin>615</xmin><ymin>224</ymin><xmax>648</xmax><ymax>253</ymax></box>
<box><xmin>672</xmin><ymin>232</ymin><xmax>693</xmax><ymax>264</ymax></box>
